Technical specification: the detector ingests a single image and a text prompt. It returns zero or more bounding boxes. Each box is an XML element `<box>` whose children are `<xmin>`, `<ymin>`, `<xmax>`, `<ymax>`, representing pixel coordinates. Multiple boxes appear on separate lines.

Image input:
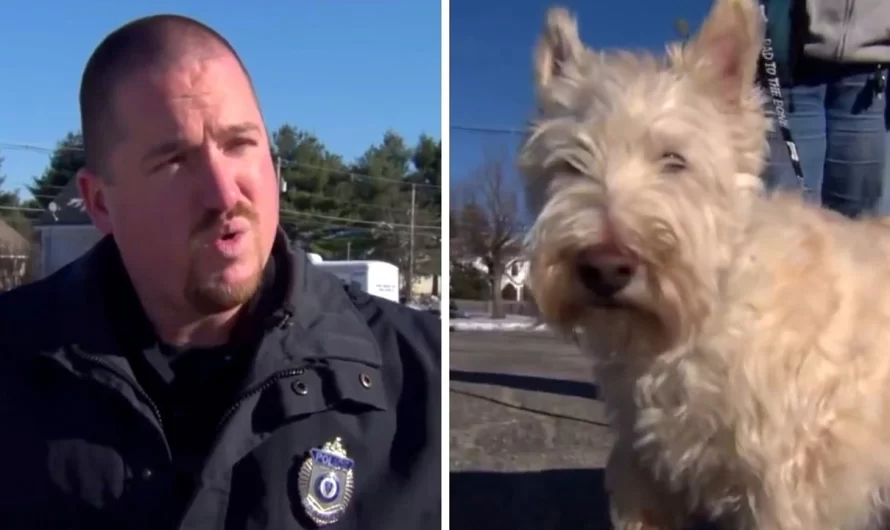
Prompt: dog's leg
<box><xmin>744</xmin><ymin>472</ymin><xmax>885</xmax><ymax>530</ymax></box>
<box><xmin>737</xmin><ymin>434</ymin><xmax>886</xmax><ymax>530</ymax></box>
<box><xmin>606</xmin><ymin>443</ymin><xmax>689</xmax><ymax>530</ymax></box>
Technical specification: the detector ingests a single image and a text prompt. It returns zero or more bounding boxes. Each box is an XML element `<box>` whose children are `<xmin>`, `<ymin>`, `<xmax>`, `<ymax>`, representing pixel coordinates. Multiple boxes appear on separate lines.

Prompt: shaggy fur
<box><xmin>518</xmin><ymin>1</ymin><xmax>890</xmax><ymax>529</ymax></box>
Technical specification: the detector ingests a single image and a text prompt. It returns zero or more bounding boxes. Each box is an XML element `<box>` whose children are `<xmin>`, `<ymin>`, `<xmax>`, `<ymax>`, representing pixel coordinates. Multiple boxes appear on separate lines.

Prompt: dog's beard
<box><xmin>526</xmin><ymin>193</ymin><xmax>718</xmax><ymax>356</ymax></box>
<box><xmin>583</xmin><ymin>306</ymin><xmax>670</xmax><ymax>359</ymax></box>
<box><xmin>527</xmin><ymin>241</ymin><xmax>674</xmax><ymax>355</ymax></box>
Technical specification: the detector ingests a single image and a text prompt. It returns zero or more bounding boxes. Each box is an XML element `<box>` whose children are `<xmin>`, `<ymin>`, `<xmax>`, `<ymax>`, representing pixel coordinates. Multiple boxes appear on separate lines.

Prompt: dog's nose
<box><xmin>577</xmin><ymin>247</ymin><xmax>638</xmax><ymax>298</ymax></box>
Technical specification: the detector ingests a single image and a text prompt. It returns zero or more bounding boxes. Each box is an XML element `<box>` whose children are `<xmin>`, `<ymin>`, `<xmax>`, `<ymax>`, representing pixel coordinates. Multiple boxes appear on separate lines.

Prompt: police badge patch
<box><xmin>298</xmin><ymin>437</ymin><xmax>355</xmax><ymax>526</ymax></box>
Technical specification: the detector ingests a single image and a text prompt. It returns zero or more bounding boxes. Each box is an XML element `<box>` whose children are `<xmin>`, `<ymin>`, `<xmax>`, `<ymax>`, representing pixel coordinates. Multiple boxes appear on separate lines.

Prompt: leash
<box><xmin>756</xmin><ymin>0</ymin><xmax>807</xmax><ymax>192</ymax></box>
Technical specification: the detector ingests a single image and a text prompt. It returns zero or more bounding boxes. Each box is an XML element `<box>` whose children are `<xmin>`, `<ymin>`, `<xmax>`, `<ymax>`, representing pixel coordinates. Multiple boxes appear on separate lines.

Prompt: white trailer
<box><xmin>312</xmin><ymin>259</ymin><xmax>400</xmax><ymax>303</ymax></box>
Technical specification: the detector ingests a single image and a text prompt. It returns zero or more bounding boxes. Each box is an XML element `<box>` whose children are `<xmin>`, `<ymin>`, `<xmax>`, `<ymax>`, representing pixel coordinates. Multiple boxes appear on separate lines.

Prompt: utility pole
<box><xmin>276</xmin><ymin>156</ymin><xmax>285</xmax><ymax>193</ymax></box>
<box><xmin>346</xmin><ymin>240</ymin><xmax>351</xmax><ymax>260</ymax></box>
<box><xmin>674</xmin><ymin>18</ymin><xmax>690</xmax><ymax>42</ymax></box>
<box><xmin>407</xmin><ymin>183</ymin><xmax>416</xmax><ymax>302</ymax></box>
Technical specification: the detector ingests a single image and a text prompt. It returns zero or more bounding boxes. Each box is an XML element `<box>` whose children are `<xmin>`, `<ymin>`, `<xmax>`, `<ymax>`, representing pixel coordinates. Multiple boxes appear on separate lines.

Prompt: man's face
<box><xmin>90</xmin><ymin>52</ymin><xmax>279</xmax><ymax>316</ymax></box>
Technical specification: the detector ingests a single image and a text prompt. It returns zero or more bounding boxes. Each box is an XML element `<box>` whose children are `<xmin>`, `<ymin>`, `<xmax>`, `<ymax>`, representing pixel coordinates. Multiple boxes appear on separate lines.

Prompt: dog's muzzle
<box><xmin>576</xmin><ymin>245</ymin><xmax>639</xmax><ymax>301</ymax></box>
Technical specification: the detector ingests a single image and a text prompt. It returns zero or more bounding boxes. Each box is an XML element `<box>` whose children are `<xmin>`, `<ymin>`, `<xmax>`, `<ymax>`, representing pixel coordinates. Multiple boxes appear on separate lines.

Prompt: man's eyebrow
<box><xmin>140</xmin><ymin>123</ymin><xmax>261</xmax><ymax>164</ymax></box>
<box><xmin>221</xmin><ymin>122</ymin><xmax>261</xmax><ymax>137</ymax></box>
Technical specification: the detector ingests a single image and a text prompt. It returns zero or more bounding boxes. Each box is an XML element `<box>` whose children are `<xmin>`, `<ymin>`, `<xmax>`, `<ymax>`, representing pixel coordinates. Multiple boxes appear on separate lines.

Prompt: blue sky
<box><xmin>450</xmin><ymin>0</ymin><xmax>713</xmax><ymax>189</ymax></box>
<box><xmin>0</xmin><ymin>1</ymin><xmax>441</xmax><ymax>196</ymax></box>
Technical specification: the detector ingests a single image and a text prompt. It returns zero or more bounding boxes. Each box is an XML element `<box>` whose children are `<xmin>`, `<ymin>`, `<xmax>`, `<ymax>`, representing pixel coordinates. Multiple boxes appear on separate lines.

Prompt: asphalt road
<box><xmin>449</xmin><ymin>330</ymin><xmax>614</xmax><ymax>529</ymax></box>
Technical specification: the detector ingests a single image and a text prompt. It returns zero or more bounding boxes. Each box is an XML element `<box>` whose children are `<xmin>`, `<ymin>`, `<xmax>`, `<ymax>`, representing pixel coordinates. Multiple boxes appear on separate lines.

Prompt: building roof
<box><xmin>34</xmin><ymin>178</ymin><xmax>91</xmax><ymax>226</ymax></box>
<box><xmin>0</xmin><ymin>218</ymin><xmax>28</xmax><ymax>253</ymax></box>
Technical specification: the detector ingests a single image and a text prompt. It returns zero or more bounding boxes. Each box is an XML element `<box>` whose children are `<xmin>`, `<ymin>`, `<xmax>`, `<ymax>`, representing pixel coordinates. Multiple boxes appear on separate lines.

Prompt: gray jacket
<box><xmin>803</xmin><ymin>0</ymin><xmax>890</xmax><ymax>63</ymax></box>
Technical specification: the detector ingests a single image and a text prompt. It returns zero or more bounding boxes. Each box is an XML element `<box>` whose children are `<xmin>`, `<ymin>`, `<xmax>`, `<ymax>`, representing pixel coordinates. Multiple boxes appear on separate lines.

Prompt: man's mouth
<box><xmin>215</xmin><ymin>217</ymin><xmax>250</xmax><ymax>240</ymax></box>
<box><xmin>204</xmin><ymin>219</ymin><xmax>252</xmax><ymax>258</ymax></box>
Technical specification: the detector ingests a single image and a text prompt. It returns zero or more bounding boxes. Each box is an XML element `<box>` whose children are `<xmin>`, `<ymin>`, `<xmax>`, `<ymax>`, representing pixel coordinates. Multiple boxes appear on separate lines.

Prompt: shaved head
<box><xmin>79</xmin><ymin>14</ymin><xmax>254</xmax><ymax>179</ymax></box>
<box><xmin>75</xmin><ymin>12</ymin><xmax>278</xmax><ymax>346</ymax></box>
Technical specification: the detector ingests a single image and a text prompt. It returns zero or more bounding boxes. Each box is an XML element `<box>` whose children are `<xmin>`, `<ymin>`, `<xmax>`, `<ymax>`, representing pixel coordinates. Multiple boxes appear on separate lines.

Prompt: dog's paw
<box><xmin>611</xmin><ymin>510</ymin><xmax>681</xmax><ymax>530</ymax></box>
<box><xmin>611</xmin><ymin>521</ymin><xmax>670</xmax><ymax>530</ymax></box>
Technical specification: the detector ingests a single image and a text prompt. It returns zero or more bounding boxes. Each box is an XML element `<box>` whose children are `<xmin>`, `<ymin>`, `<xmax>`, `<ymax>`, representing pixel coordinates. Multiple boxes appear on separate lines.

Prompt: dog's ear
<box><xmin>685</xmin><ymin>0</ymin><xmax>764</xmax><ymax>106</ymax></box>
<box><xmin>534</xmin><ymin>7</ymin><xmax>583</xmax><ymax>93</ymax></box>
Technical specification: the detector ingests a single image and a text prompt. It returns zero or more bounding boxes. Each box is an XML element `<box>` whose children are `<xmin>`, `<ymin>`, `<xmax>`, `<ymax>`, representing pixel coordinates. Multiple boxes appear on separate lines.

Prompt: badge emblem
<box><xmin>298</xmin><ymin>437</ymin><xmax>355</xmax><ymax>526</ymax></box>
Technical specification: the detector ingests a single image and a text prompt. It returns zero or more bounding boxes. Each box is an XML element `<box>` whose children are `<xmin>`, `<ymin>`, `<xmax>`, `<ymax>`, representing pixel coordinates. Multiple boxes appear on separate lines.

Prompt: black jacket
<box><xmin>0</xmin><ymin>233</ymin><xmax>441</xmax><ymax>530</ymax></box>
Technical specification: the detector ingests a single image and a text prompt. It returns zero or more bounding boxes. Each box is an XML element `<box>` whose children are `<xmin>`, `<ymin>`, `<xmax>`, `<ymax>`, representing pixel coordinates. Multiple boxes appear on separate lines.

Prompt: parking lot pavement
<box><xmin>449</xmin><ymin>330</ymin><xmax>614</xmax><ymax>529</ymax></box>
<box><xmin>449</xmin><ymin>330</ymin><xmax>725</xmax><ymax>530</ymax></box>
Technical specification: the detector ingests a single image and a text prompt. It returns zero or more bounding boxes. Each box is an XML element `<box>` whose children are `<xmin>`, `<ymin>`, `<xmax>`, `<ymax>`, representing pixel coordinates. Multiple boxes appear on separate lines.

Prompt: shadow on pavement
<box><xmin>451</xmin><ymin>468</ymin><xmax>611</xmax><ymax>530</ymax></box>
<box><xmin>451</xmin><ymin>469</ymin><xmax>722</xmax><ymax>530</ymax></box>
<box><xmin>450</xmin><ymin>369</ymin><xmax>600</xmax><ymax>400</ymax></box>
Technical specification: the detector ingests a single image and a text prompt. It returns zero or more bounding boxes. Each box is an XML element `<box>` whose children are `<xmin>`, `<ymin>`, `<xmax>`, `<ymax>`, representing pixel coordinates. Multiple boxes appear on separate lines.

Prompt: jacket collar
<box><xmin>51</xmin><ymin>227</ymin><xmax>382</xmax><ymax>372</ymax></box>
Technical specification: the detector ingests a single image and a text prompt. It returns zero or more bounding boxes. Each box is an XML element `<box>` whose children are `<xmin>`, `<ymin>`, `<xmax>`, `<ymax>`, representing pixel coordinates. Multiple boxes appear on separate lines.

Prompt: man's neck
<box><xmin>149</xmin><ymin>304</ymin><xmax>244</xmax><ymax>348</ymax></box>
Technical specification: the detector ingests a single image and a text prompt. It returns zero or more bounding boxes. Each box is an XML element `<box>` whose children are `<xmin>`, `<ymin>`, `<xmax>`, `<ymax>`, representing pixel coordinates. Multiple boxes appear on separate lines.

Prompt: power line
<box><xmin>279</xmin><ymin>209</ymin><xmax>439</xmax><ymax>231</ymax></box>
<box><xmin>27</xmin><ymin>185</ymin><xmax>441</xmax><ymax>219</ymax></box>
<box><xmin>277</xmin><ymin>217</ymin><xmax>440</xmax><ymax>237</ymax></box>
<box><xmin>0</xmin><ymin>141</ymin><xmax>441</xmax><ymax>284</ymax></box>
<box><xmin>25</xmin><ymin>190</ymin><xmax>440</xmax><ymax>230</ymax></box>
<box><xmin>0</xmin><ymin>143</ymin><xmax>443</xmax><ymax>228</ymax></box>
<box><xmin>278</xmin><ymin>159</ymin><xmax>441</xmax><ymax>189</ymax></box>
<box><xmin>0</xmin><ymin>199</ymin><xmax>440</xmax><ymax>231</ymax></box>
<box><xmin>0</xmin><ymin>204</ymin><xmax>440</xmax><ymax>238</ymax></box>
<box><xmin>0</xmin><ymin>142</ymin><xmax>79</xmax><ymax>153</ymax></box>
<box><xmin>0</xmin><ymin>205</ymin><xmax>41</xmax><ymax>213</ymax></box>
<box><xmin>0</xmin><ymin>141</ymin><xmax>442</xmax><ymax>189</ymax></box>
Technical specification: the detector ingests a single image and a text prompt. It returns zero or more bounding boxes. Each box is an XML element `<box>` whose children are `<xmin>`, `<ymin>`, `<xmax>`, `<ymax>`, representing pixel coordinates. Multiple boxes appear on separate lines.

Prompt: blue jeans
<box><xmin>879</xmin><ymin>83</ymin><xmax>890</xmax><ymax>215</ymax></box>
<box><xmin>763</xmin><ymin>60</ymin><xmax>887</xmax><ymax>218</ymax></box>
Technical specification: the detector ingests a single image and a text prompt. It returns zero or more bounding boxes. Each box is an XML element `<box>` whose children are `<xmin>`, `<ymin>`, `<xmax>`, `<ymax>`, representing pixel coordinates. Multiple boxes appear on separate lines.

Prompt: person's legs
<box><xmin>883</xmin><ymin>126</ymin><xmax>890</xmax><ymax>215</ymax></box>
<box><xmin>877</xmin><ymin>79</ymin><xmax>890</xmax><ymax>216</ymax></box>
<box><xmin>821</xmin><ymin>66</ymin><xmax>887</xmax><ymax>218</ymax></box>
<box><xmin>762</xmin><ymin>83</ymin><xmax>827</xmax><ymax>204</ymax></box>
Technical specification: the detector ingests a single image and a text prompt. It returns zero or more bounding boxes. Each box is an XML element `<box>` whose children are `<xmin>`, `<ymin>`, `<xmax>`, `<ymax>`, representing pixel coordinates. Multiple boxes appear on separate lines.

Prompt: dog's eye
<box><xmin>661</xmin><ymin>152</ymin><xmax>687</xmax><ymax>173</ymax></box>
<box><xmin>551</xmin><ymin>160</ymin><xmax>585</xmax><ymax>176</ymax></box>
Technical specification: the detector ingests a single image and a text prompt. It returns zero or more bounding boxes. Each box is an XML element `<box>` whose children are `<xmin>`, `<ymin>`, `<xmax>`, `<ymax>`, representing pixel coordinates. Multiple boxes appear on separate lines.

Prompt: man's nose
<box><xmin>198</xmin><ymin>150</ymin><xmax>241</xmax><ymax>212</ymax></box>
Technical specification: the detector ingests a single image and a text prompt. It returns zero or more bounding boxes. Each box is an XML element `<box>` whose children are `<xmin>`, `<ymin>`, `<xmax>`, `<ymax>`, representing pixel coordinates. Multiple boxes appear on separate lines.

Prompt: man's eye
<box><xmin>226</xmin><ymin>138</ymin><xmax>257</xmax><ymax>152</ymax></box>
<box><xmin>155</xmin><ymin>153</ymin><xmax>185</xmax><ymax>172</ymax></box>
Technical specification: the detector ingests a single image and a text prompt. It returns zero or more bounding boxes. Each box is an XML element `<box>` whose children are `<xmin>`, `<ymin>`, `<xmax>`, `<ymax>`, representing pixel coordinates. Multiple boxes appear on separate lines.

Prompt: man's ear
<box><xmin>75</xmin><ymin>168</ymin><xmax>112</xmax><ymax>235</ymax></box>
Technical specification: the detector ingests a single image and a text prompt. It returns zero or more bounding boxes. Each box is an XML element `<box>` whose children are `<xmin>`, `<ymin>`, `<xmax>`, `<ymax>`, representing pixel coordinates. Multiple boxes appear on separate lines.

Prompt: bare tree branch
<box><xmin>452</xmin><ymin>145</ymin><xmax>523</xmax><ymax>318</ymax></box>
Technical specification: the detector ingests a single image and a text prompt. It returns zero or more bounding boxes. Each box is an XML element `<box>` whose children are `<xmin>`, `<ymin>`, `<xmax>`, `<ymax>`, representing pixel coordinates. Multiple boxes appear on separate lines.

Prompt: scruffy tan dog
<box><xmin>518</xmin><ymin>1</ymin><xmax>890</xmax><ymax>529</ymax></box>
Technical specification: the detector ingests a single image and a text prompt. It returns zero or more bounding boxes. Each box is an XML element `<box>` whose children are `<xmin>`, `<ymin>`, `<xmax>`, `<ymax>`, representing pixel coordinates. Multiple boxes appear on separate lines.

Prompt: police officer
<box><xmin>0</xmin><ymin>14</ymin><xmax>441</xmax><ymax>530</ymax></box>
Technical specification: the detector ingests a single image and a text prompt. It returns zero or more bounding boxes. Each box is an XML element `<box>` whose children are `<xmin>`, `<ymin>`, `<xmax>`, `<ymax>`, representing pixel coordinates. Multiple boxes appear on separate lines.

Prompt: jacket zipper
<box><xmin>73</xmin><ymin>350</ymin><xmax>171</xmax><ymax>460</ymax></box>
<box><xmin>76</xmin><ymin>351</ymin><xmax>165</xmax><ymax>432</ymax></box>
<box><xmin>212</xmin><ymin>311</ymin><xmax>299</xmax><ymax>438</ymax></box>
<box><xmin>176</xmin><ymin>365</ymin><xmax>306</xmax><ymax>526</ymax></box>
<box><xmin>212</xmin><ymin>367</ymin><xmax>306</xmax><ymax>437</ymax></box>
<box><xmin>177</xmin><ymin>313</ymin><xmax>302</xmax><ymax>522</ymax></box>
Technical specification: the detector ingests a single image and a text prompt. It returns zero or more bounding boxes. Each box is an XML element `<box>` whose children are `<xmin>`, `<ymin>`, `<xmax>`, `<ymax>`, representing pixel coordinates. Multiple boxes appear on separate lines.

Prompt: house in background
<box><xmin>458</xmin><ymin>255</ymin><xmax>530</xmax><ymax>302</ymax></box>
<box><xmin>500</xmin><ymin>257</ymin><xmax>529</xmax><ymax>301</ymax></box>
<box><xmin>33</xmin><ymin>178</ymin><xmax>102</xmax><ymax>278</ymax></box>
<box><xmin>0</xmin><ymin>218</ymin><xmax>31</xmax><ymax>289</ymax></box>
<box><xmin>412</xmin><ymin>274</ymin><xmax>441</xmax><ymax>298</ymax></box>
<box><xmin>0</xmin><ymin>218</ymin><xmax>28</xmax><ymax>256</ymax></box>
